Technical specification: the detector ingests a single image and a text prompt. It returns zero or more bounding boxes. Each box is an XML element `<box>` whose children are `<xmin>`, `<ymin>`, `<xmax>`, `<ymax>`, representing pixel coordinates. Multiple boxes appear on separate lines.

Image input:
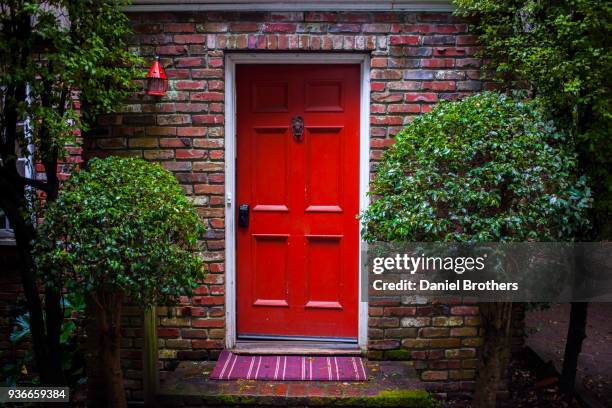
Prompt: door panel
<box><xmin>305</xmin><ymin>126</ymin><xmax>344</xmax><ymax>211</ymax></box>
<box><xmin>236</xmin><ymin>64</ymin><xmax>360</xmax><ymax>339</ymax></box>
<box><xmin>252</xmin><ymin>234</ymin><xmax>289</xmax><ymax>307</ymax></box>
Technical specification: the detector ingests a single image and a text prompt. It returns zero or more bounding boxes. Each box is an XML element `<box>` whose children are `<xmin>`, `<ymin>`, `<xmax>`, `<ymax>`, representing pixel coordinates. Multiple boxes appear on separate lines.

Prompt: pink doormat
<box><xmin>210</xmin><ymin>350</ymin><xmax>367</xmax><ymax>381</ymax></box>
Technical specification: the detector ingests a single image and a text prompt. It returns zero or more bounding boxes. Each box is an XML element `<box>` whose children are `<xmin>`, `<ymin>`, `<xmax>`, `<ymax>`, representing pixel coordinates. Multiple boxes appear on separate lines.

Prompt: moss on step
<box><xmin>191</xmin><ymin>389</ymin><xmax>439</xmax><ymax>407</ymax></box>
<box><xmin>384</xmin><ymin>349</ymin><xmax>412</xmax><ymax>361</ymax></box>
<box><xmin>335</xmin><ymin>390</ymin><xmax>439</xmax><ymax>407</ymax></box>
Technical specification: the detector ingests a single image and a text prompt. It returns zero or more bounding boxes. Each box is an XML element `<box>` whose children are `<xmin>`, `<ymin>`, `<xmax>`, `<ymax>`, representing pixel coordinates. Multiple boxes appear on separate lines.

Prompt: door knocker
<box><xmin>292</xmin><ymin>115</ymin><xmax>304</xmax><ymax>142</ymax></box>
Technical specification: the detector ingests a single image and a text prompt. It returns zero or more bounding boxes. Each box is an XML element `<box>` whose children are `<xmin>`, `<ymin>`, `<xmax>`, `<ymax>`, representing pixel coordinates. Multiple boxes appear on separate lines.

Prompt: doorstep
<box><xmin>232</xmin><ymin>340</ymin><xmax>362</xmax><ymax>355</ymax></box>
<box><xmin>157</xmin><ymin>360</ymin><xmax>436</xmax><ymax>407</ymax></box>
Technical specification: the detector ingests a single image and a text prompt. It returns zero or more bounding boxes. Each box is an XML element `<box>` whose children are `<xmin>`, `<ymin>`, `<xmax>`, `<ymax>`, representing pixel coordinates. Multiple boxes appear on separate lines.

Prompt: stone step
<box><xmin>156</xmin><ymin>361</ymin><xmax>438</xmax><ymax>407</ymax></box>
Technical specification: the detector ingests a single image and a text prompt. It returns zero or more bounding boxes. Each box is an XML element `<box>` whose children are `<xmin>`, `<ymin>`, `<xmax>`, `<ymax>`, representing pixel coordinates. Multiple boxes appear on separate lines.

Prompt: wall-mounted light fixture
<box><xmin>146</xmin><ymin>56</ymin><xmax>168</xmax><ymax>96</ymax></box>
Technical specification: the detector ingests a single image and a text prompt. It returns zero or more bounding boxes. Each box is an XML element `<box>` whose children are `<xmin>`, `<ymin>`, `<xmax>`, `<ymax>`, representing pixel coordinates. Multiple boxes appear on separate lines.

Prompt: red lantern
<box><xmin>146</xmin><ymin>56</ymin><xmax>168</xmax><ymax>96</ymax></box>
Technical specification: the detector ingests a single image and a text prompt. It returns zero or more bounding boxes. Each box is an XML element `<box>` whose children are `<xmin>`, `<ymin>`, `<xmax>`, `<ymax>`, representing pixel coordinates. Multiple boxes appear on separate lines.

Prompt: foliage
<box><xmin>1</xmin><ymin>294</ymin><xmax>86</xmax><ymax>387</ymax></box>
<box><xmin>361</xmin><ymin>92</ymin><xmax>591</xmax><ymax>242</ymax></box>
<box><xmin>34</xmin><ymin>157</ymin><xmax>206</xmax><ymax>307</ymax></box>
<box><xmin>453</xmin><ymin>0</ymin><xmax>612</xmax><ymax>237</ymax></box>
<box><xmin>0</xmin><ymin>0</ymin><xmax>143</xmax><ymax>386</ymax></box>
<box><xmin>0</xmin><ymin>0</ymin><xmax>143</xmax><ymax>165</ymax></box>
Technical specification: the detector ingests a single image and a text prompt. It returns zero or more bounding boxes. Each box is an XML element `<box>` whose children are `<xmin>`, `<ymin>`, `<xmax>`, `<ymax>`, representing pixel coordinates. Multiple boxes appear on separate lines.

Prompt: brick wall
<box><xmin>85</xmin><ymin>10</ymin><xmax>492</xmax><ymax>400</ymax></box>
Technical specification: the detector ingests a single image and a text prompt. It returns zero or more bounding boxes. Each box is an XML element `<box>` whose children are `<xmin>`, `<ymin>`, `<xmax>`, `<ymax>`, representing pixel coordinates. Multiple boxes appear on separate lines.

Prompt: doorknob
<box><xmin>292</xmin><ymin>115</ymin><xmax>304</xmax><ymax>142</ymax></box>
<box><xmin>238</xmin><ymin>204</ymin><xmax>249</xmax><ymax>228</ymax></box>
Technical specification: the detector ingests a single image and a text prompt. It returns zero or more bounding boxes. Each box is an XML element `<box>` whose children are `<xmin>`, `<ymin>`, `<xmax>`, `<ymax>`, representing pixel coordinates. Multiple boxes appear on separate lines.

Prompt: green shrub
<box><xmin>361</xmin><ymin>92</ymin><xmax>591</xmax><ymax>242</ymax></box>
<box><xmin>34</xmin><ymin>156</ymin><xmax>206</xmax><ymax>405</ymax></box>
<box><xmin>35</xmin><ymin>156</ymin><xmax>205</xmax><ymax>305</ymax></box>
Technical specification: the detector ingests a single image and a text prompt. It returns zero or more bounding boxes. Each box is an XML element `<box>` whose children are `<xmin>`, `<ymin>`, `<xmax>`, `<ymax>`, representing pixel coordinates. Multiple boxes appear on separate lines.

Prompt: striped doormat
<box><xmin>210</xmin><ymin>350</ymin><xmax>367</xmax><ymax>381</ymax></box>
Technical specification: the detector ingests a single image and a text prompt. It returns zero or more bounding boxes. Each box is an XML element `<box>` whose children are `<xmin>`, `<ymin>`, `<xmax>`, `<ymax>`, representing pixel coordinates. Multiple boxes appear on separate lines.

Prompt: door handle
<box><xmin>238</xmin><ymin>204</ymin><xmax>249</xmax><ymax>228</ymax></box>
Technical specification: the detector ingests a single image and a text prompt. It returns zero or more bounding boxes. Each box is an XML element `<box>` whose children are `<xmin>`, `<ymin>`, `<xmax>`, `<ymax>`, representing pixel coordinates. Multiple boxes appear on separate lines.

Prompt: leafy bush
<box><xmin>361</xmin><ymin>92</ymin><xmax>591</xmax><ymax>242</ymax></box>
<box><xmin>33</xmin><ymin>156</ymin><xmax>205</xmax><ymax>406</ymax></box>
<box><xmin>454</xmin><ymin>0</ymin><xmax>612</xmax><ymax>238</ymax></box>
<box><xmin>34</xmin><ymin>156</ymin><xmax>205</xmax><ymax>306</ymax></box>
<box><xmin>361</xmin><ymin>92</ymin><xmax>591</xmax><ymax>408</ymax></box>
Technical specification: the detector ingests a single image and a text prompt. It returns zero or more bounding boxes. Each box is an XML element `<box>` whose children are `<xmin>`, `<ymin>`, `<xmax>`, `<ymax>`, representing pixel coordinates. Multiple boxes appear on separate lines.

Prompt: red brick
<box><xmin>421</xmin><ymin>58</ymin><xmax>455</xmax><ymax>68</ymax></box>
<box><xmin>304</xmin><ymin>12</ymin><xmax>337</xmax><ymax>22</ymax></box>
<box><xmin>370</xmin><ymin>82</ymin><xmax>386</xmax><ymax>92</ymax></box>
<box><xmin>451</xmin><ymin>306</ymin><xmax>479</xmax><ymax>316</ymax></box>
<box><xmin>177</xmin><ymin>127</ymin><xmax>207</xmax><ymax>137</ymax></box>
<box><xmin>192</xmin><ymin>69</ymin><xmax>223</xmax><ymax>78</ymax></box>
<box><xmin>371</xmin><ymin>93</ymin><xmax>403</xmax><ymax>103</ymax></box>
<box><xmin>157</xmin><ymin>328</ymin><xmax>180</xmax><ymax>338</ymax></box>
<box><xmin>433</xmin><ymin>47</ymin><xmax>471</xmax><ymax>57</ymax></box>
<box><xmin>371</xmin><ymin>57</ymin><xmax>387</xmax><ymax>68</ymax></box>
<box><xmin>363</xmin><ymin>24</ymin><xmax>391</xmax><ymax>33</ymax></box>
<box><xmin>450</xmin><ymin>327</ymin><xmax>478</xmax><ymax>337</ymax></box>
<box><xmin>133</xmin><ymin>23</ymin><xmax>162</xmax><ymax>34</ymax></box>
<box><xmin>337</xmin><ymin>12</ymin><xmax>371</xmax><ymax>23</ymax></box>
<box><xmin>192</xmin><ymin>339</ymin><xmax>224</xmax><ymax>349</ymax></box>
<box><xmin>156</xmin><ymin>45</ymin><xmax>187</xmax><ymax>56</ymax></box>
<box><xmin>143</xmin><ymin>150</ymin><xmax>173</xmax><ymax>160</ymax></box>
<box><xmin>192</xmin><ymin>114</ymin><xmax>224</xmax><ymax>125</ymax></box>
<box><xmin>180</xmin><ymin>328</ymin><xmax>208</xmax><ymax>339</ymax></box>
<box><xmin>423</xmin><ymin>81</ymin><xmax>457</xmax><ymax>91</ymax></box>
<box><xmin>165</xmin><ymin>339</ymin><xmax>191</xmax><ymax>349</ymax></box>
<box><xmin>193</xmin><ymin>295</ymin><xmax>225</xmax><ymax>306</ymax></box>
<box><xmin>389</xmin><ymin>35</ymin><xmax>420</xmax><ymax>45</ymax></box>
<box><xmin>229</xmin><ymin>22</ymin><xmax>260</xmax><ymax>32</ymax></box>
<box><xmin>457</xmin><ymin>35</ymin><xmax>478</xmax><ymax>45</ymax></box>
<box><xmin>175</xmin><ymin>149</ymin><xmax>206</xmax><ymax>159</ymax></box>
<box><xmin>208</xmin><ymin>57</ymin><xmax>224</xmax><ymax>68</ymax></box>
<box><xmin>404</xmin><ymin>92</ymin><xmax>438</xmax><ymax>102</ymax></box>
<box><xmin>369</xmin><ymin>307</ymin><xmax>384</xmax><ymax>317</ymax></box>
<box><xmin>193</xmin><ymin>139</ymin><xmax>223</xmax><ymax>148</ymax></box>
<box><xmin>263</xmin><ymin>23</ymin><xmax>297</xmax><ymax>33</ymax></box>
<box><xmin>384</xmin><ymin>306</ymin><xmax>417</xmax><ymax>316</ymax></box>
<box><xmin>456</xmin><ymin>58</ymin><xmax>480</xmax><ymax>68</ymax></box>
<box><xmin>192</xmin><ymin>162</ymin><xmax>223</xmax><ymax>172</ymax></box>
<box><xmin>209</xmin><ymin>150</ymin><xmax>224</xmax><ymax>160</ymax></box>
<box><xmin>209</xmin><ymin>218</ymin><xmax>224</xmax><ymax>229</ymax></box>
<box><xmin>199</xmin><ymin>22</ymin><xmax>228</xmax><ymax>32</ymax></box>
<box><xmin>370</xmin><ymin>115</ymin><xmax>404</xmax><ymax>125</ymax></box>
<box><xmin>191</xmin><ymin>318</ymin><xmax>225</xmax><ymax>328</ymax></box>
<box><xmin>370</xmin><ymin>138</ymin><xmax>395</xmax><ymax>148</ymax></box>
<box><xmin>209</xmin><ymin>103</ymin><xmax>224</xmax><ymax>112</ymax></box>
<box><xmin>208</xmin><ymin>80</ymin><xmax>224</xmax><ymax>90</ymax></box>
<box><xmin>328</xmin><ymin>23</ymin><xmax>360</xmax><ymax>33</ymax></box>
<box><xmin>421</xmin><ymin>104</ymin><xmax>434</xmax><ymax>113</ymax></box>
<box><xmin>370</xmin><ymin>104</ymin><xmax>386</xmax><ymax>114</ymax></box>
<box><xmin>368</xmin><ymin>317</ymin><xmax>399</xmax><ymax>328</ymax></box>
<box><xmin>174</xmin><ymin>80</ymin><xmax>207</xmax><ymax>90</ymax></box>
<box><xmin>164</xmin><ymin>23</ymin><xmax>195</xmax><ymax>33</ymax></box>
<box><xmin>368</xmin><ymin>339</ymin><xmax>400</xmax><ymax>350</ymax></box>
<box><xmin>191</xmin><ymin>92</ymin><xmax>224</xmax><ymax>102</ymax></box>
<box><xmin>175</xmin><ymin>57</ymin><xmax>205</xmax><ymax>67</ymax></box>
<box><xmin>420</xmin><ymin>327</ymin><xmax>450</xmax><ymax>338</ymax></box>
<box><xmin>388</xmin><ymin>104</ymin><xmax>420</xmax><ymax>113</ymax></box>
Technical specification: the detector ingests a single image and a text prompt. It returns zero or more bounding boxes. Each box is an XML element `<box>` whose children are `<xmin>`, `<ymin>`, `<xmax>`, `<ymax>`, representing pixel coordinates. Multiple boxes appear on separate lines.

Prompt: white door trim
<box><xmin>224</xmin><ymin>53</ymin><xmax>370</xmax><ymax>349</ymax></box>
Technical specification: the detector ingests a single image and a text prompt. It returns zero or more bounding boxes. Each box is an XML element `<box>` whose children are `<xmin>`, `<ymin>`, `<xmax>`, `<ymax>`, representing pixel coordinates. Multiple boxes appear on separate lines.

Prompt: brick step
<box><xmin>156</xmin><ymin>361</ymin><xmax>438</xmax><ymax>407</ymax></box>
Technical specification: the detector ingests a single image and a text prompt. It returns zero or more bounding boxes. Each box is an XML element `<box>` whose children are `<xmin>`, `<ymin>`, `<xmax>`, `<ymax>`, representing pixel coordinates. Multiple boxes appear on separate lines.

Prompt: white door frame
<box><xmin>224</xmin><ymin>53</ymin><xmax>370</xmax><ymax>349</ymax></box>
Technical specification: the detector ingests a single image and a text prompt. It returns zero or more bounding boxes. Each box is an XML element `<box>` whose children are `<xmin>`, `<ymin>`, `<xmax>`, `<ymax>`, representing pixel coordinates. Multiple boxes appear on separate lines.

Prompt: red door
<box><xmin>236</xmin><ymin>64</ymin><xmax>360</xmax><ymax>340</ymax></box>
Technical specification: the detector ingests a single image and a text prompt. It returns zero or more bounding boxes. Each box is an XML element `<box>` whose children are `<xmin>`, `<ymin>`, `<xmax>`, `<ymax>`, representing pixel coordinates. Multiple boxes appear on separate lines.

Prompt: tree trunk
<box><xmin>90</xmin><ymin>290</ymin><xmax>127</xmax><ymax>408</ymax></box>
<box><xmin>559</xmin><ymin>302</ymin><xmax>588</xmax><ymax>395</ymax></box>
<box><xmin>473</xmin><ymin>302</ymin><xmax>513</xmax><ymax>408</ymax></box>
<box><xmin>0</xmin><ymin>176</ymin><xmax>66</xmax><ymax>386</ymax></box>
